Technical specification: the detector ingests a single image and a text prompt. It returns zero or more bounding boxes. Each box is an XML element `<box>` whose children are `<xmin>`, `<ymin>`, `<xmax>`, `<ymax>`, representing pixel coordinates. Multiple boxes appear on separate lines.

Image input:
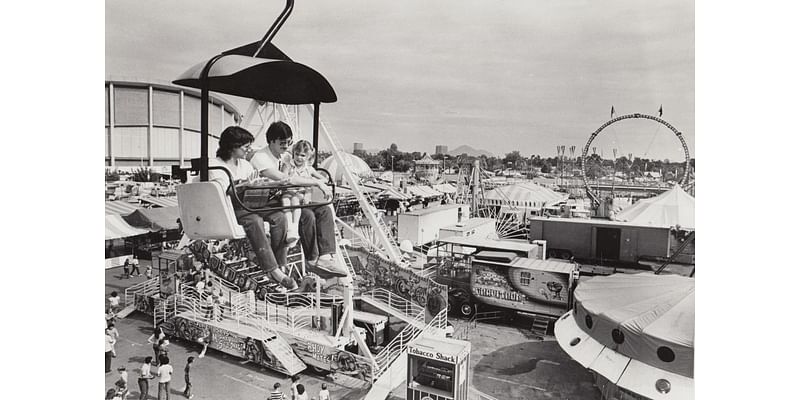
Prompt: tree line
<box><xmin>345</xmin><ymin>145</ymin><xmax>694</xmax><ymax>180</ymax></box>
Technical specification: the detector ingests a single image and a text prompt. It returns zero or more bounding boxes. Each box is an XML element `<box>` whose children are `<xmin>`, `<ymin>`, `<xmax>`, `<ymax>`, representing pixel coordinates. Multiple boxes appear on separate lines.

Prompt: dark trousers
<box><xmin>131</xmin><ymin>264</ymin><xmax>141</xmax><ymax>275</ymax></box>
<box><xmin>299</xmin><ymin>205</ymin><xmax>337</xmax><ymax>260</ymax></box>
<box><xmin>183</xmin><ymin>376</ymin><xmax>192</xmax><ymax>397</ymax></box>
<box><xmin>139</xmin><ymin>378</ymin><xmax>149</xmax><ymax>400</ymax></box>
<box><xmin>158</xmin><ymin>381</ymin><xmax>170</xmax><ymax>400</ymax></box>
<box><xmin>105</xmin><ymin>350</ymin><xmax>112</xmax><ymax>372</ymax></box>
<box><xmin>234</xmin><ymin>208</ymin><xmax>288</xmax><ymax>273</ymax></box>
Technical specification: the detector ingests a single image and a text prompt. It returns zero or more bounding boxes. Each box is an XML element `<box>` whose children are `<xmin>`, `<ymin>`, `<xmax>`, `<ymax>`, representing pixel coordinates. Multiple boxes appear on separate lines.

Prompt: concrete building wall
<box><xmin>105</xmin><ymin>79</ymin><xmax>240</xmax><ymax>169</ymax></box>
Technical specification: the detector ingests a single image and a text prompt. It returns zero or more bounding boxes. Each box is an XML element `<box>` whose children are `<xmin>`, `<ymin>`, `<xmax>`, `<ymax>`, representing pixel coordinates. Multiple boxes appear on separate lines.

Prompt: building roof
<box><xmin>441</xmin><ymin>217</ymin><xmax>495</xmax><ymax>232</ymax></box>
<box><xmin>414</xmin><ymin>154</ymin><xmax>440</xmax><ymax>165</ymax></box>
<box><xmin>402</xmin><ymin>203</ymin><xmax>465</xmax><ymax>217</ymax></box>
<box><xmin>105</xmin><ymin>76</ymin><xmax>241</xmax><ymax>115</ymax></box>
<box><xmin>438</xmin><ymin>235</ymin><xmax>536</xmax><ymax>252</ymax></box>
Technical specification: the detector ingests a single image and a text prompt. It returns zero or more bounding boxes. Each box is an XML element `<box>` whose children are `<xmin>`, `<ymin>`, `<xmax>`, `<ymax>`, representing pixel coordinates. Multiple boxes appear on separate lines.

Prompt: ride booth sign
<box><xmin>407</xmin><ymin>336</ymin><xmax>471</xmax><ymax>400</ymax></box>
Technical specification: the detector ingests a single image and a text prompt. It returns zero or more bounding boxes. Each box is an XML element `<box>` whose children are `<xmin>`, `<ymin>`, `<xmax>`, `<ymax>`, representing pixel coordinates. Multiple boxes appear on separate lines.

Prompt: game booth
<box><xmin>407</xmin><ymin>336</ymin><xmax>471</xmax><ymax>400</ymax></box>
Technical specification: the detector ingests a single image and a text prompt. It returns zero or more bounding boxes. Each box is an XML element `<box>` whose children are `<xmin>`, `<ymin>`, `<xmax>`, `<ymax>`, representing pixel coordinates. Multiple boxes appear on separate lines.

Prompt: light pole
<box><xmin>390</xmin><ymin>155</ymin><xmax>395</xmax><ymax>185</ymax></box>
<box><xmin>611</xmin><ymin>148</ymin><xmax>618</xmax><ymax>201</ymax></box>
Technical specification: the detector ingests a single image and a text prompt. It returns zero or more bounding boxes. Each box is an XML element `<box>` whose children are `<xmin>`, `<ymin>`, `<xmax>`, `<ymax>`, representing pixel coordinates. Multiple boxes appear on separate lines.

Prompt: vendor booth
<box><xmin>407</xmin><ymin>336</ymin><xmax>471</xmax><ymax>400</ymax></box>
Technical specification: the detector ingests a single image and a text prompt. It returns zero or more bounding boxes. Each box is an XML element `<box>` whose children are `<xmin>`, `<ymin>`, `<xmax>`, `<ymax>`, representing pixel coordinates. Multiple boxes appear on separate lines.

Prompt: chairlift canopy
<box><xmin>174</xmin><ymin>54</ymin><xmax>336</xmax><ymax>105</ymax></box>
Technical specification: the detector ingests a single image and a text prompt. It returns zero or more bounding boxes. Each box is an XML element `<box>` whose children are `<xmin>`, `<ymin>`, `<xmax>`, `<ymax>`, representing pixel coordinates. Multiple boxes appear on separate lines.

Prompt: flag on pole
<box><xmin>611</xmin><ymin>106</ymin><xmax>615</xmax><ymax>118</ymax></box>
<box><xmin>658</xmin><ymin>104</ymin><xmax>663</xmax><ymax>117</ymax></box>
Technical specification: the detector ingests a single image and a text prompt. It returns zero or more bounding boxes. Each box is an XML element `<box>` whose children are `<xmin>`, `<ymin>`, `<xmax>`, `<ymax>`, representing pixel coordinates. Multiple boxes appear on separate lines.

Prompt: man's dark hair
<box><xmin>266</xmin><ymin>121</ymin><xmax>293</xmax><ymax>143</ymax></box>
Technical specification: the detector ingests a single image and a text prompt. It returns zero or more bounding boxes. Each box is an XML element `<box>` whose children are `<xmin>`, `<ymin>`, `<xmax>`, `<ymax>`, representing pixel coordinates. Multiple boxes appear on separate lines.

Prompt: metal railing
<box><xmin>361</xmin><ymin>288</ymin><xmax>425</xmax><ymax>322</ymax></box>
<box><xmin>124</xmin><ymin>277</ymin><xmax>160</xmax><ymax>307</ymax></box>
<box><xmin>372</xmin><ymin>307</ymin><xmax>447</xmax><ymax>382</ymax></box>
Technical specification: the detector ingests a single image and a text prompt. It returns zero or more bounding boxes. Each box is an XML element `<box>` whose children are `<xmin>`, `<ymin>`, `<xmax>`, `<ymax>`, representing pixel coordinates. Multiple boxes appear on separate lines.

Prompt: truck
<box><xmin>429</xmin><ymin>235</ymin><xmax>579</xmax><ymax>330</ymax></box>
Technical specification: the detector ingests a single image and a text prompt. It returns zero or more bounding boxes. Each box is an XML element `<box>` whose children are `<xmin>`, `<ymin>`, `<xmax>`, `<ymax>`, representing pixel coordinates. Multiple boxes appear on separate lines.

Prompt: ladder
<box><xmin>260</xmin><ymin>328</ymin><xmax>307</xmax><ymax>376</ymax></box>
<box><xmin>531</xmin><ymin>315</ymin><xmax>552</xmax><ymax>336</ymax></box>
<box><xmin>335</xmin><ymin>229</ymin><xmax>358</xmax><ymax>278</ymax></box>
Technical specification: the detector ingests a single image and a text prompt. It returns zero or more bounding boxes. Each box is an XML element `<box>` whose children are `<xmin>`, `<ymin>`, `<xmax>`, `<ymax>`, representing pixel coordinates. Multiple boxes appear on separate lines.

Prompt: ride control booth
<box><xmin>407</xmin><ymin>336</ymin><xmax>471</xmax><ymax>400</ymax></box>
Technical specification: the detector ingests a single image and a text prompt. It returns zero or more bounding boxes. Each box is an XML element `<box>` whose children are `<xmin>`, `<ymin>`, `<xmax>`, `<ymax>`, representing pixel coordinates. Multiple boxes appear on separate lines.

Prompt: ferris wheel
<box><xmin>580</xmin><ymin>112</ymin><xmax>691</xmax><ymax>206</ymax></box>
<box><xmin>453</xmin><ymin>157</ymin><xmax>529</xmax><ymax>240</ymax></box>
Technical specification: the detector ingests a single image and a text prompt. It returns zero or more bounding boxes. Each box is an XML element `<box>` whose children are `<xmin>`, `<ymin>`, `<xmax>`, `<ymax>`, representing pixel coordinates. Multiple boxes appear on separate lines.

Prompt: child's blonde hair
<box><xmin>292</xmin><ymin>140</ymin><xmax>315</xmax><ymax>157</ymax></box>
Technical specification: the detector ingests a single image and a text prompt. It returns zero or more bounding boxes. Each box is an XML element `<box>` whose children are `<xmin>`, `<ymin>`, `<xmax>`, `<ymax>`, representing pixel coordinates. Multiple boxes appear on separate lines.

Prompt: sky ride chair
<box><xmin>170</xmin><ymin>0</ymin><xmax>359</xmax><ymax>301</ymax></box>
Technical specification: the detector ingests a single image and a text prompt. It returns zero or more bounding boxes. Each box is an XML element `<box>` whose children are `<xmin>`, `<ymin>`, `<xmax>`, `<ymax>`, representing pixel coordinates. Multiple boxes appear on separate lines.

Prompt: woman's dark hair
<box><xmin>216</xmin><ymin>126</ymin><xmax>254</xmax><ymax>160</ymax></box>
<box><xmin>296</xmin><ymin>384</ymin><xmax>305</xmax><ymax>395</ymax></box>
<box><xmin>144</xmin><ymin>356</ymin><xmax>153</xmax><ymax>364</ymax></box>
<box><xmin>266</xmin><ymin>121</ymin><xmax>293</xmax><ymax>143</ymax></box>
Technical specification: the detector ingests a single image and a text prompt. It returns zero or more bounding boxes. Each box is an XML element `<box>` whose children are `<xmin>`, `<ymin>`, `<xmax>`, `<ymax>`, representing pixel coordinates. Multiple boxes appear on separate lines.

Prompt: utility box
<box><xmin>398</xmin><ymin>204</ymin><xmax>470</xmax><ymax>246</ymax></box>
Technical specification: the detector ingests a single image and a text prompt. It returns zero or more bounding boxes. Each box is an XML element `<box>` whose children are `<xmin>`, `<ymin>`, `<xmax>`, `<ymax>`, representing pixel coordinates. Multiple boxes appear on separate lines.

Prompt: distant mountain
<box><xmin>448</xmin><ymin>145</ymin><xmax>493</xmax><ymax>158</ymax></box>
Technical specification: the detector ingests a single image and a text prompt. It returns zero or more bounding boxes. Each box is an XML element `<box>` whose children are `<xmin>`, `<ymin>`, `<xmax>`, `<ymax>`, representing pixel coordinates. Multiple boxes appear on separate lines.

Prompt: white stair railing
<box><xmin>124</xmin><ymin>277</ymin><xmax>160</xmax><ymax>307</ymax></box>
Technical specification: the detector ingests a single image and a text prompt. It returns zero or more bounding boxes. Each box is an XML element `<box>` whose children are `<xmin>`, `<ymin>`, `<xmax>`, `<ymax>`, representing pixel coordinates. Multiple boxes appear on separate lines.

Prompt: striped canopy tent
<box><xmin>613</xmin><ymin>185</ymin><xmax>695</xmax><ymax>229</ymax></box>
<box><xmin>137</xmin><ymin>195</ymin><xmax>179</xmax><ymax>208</ymax></box>
<box><xmin>123</xmin><ymin>206</ymin><xmax>181</xmax><ymax>232</ymax></box>
<box><xmin>105</xmin><ymin>200</ymin><xmax>140</xmax><ymax>216</ymax></box>
<box><xmin>405</xmin><ymin>185</ymin><xmax>442</xmax><ymax>199</ymax></box>
<box><xmin>483</xmin><ymin>182</ymin><xmax>568</xmax><ymax>209</ymax></box>
<box><xmin>363</xmin><ymin>182</ymin><xmax>412</xmax><ymax>200</ymax></box>
<box><xmin>106</xmin><ymin>214</ymin><xmax>149</xmax><ymax>240</ymax></box>
<box><xmin>431</xmin><ymin>183</ymin><xmax>457</xmax><ymax>194</ymax></box>
<box><xmin>555</xmin><ymin>273</ymin><xmax>694</xmax><ymax>399</ymax></box>
<box><xmin>319</xmin><ymin>151</ymin><xmax>373</xmax><ymax>184</ymax></box>
<box><xmin>333</xmin><ymin>184</ymin><xmax>380</xmax><ymax>198</ymax></box>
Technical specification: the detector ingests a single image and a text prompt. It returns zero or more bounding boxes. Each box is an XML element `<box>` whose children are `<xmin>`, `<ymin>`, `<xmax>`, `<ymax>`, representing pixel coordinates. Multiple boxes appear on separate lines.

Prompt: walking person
<box><xmin>317</xmin><ymin>383</ymin><xmax>330</xmax><ymax>400</ymax></box>
<box><xmin>182</xmin><ymin>356</ymin><xmax>195</xmax><ymax>399</ymax></box>
<box><xmin>138</xmin><ymin>356</ymin><xmax>155</xmax><ymax>400</ymax></box>
<box><xmin>157</xmin><ymin>339</ymin><xmax>170</xmax><ymax>366</ymax></box>
<box><xmin>123</xmin><ymin>258</ymin><xmax>131</xmax><ymax>279</ymax></box>
<box><xmin>269</xmin><ymin>382</ymin><xmax>286</xmax><ymax>400</ymax></box>
<box><xmin>157</xmin><ymin>356</ymin><xmax>173</xmax><ymax>400</ymax></box>
<box><xmin>109</xmin><ymin>291</ymin><xmax>122</xmax><ymax>314</ymax></box>
<box><xmin>131</xmin><ymin>255</ymin><xmax>142</xmax><ymax>276</ymax></box>
<box><xmin>148</xmin><ymin>326</ymin><xmax>166</xmax><ymax>363</ymax></box>
<box><xmin>108</xmin><ymin>321</ymin><xmax>120</xmax><ymax>357</ymax></box>
<box><xmin>106</xmin><ymin>327</ymin><xmax>116</xmax><ymax>373</ymax></box>
<box><xmin>295</xmin><ymin>384</ymin><xmax>308</xmax><ymax>400</ymax></box>
<box><xmin>116</xmin><ymin>366</ymin><xmax>130</xmax><ymax>399</ymax></box>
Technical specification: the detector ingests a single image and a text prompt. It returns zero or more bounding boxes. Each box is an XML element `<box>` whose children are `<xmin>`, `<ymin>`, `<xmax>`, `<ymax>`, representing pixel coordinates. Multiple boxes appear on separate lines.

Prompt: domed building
<box><xmin>105</xmin><ymin>78</ymin><xmax>241</xmax><ymax>171</ymax></box>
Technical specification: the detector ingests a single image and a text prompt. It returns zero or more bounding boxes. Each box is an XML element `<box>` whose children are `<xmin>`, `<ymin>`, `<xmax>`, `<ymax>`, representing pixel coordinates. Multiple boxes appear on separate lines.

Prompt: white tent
<box><xmin>482</xmin><ymin>182</ymin><xmax>568</xmax><ymax>208</ymax></box>
<box><xmin>555</xmin><ymin>273</ymin><xmax>694</xmax><ymax>399</ymax></box>
<box><xmin>614</xmin><ymin>185</ymin><xmax>694</xmax><ymax>229</ymax></box>
<box><xmin>319</xmin><ymin>151</ymin><xmax>373</xmax><ymax>183</ymax></box>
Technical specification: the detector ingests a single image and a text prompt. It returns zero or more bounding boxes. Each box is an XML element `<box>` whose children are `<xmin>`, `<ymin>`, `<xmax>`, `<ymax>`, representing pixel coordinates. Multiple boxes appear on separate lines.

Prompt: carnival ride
<box><xmin>580</xmin><ymin>112</ymin><xmax>692</xmax><ymax>208</ymax></box>
<box><xmin>121</xmin><ymin>1</ymin><xmax>453</xmax><ymax>399</ymax></box>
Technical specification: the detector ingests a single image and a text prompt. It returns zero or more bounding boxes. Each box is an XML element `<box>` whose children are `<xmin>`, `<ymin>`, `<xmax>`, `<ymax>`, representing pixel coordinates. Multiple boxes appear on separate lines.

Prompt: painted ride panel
<box><xmin>470</xmin><ymin>260</ymin><xmax>571</xmax><ymax>316</ymax></box>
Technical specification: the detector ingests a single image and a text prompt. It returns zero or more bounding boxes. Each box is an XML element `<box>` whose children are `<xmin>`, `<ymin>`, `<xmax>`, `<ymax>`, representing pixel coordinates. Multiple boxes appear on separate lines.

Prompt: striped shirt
<box><xmin>268</xmin><ymin>390</ymin><xmax>286</xmax><ymax>400</ymax></box>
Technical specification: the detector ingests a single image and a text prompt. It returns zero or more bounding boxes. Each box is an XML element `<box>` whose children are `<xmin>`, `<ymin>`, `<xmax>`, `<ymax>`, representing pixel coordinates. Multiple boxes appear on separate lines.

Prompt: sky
<box><xmin>106</xmin><ymin>0</ymin><xmax>694</xmax><ymax>160</ymax></box>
